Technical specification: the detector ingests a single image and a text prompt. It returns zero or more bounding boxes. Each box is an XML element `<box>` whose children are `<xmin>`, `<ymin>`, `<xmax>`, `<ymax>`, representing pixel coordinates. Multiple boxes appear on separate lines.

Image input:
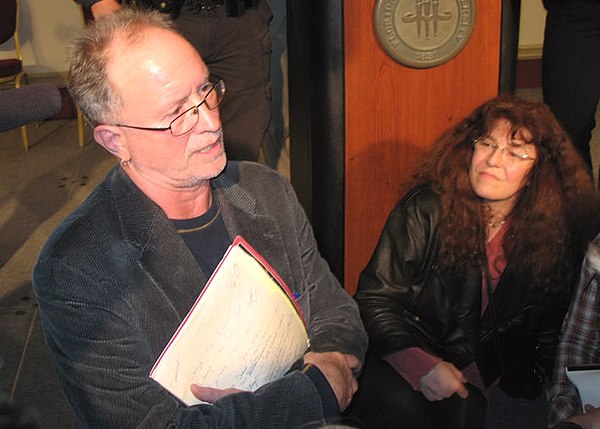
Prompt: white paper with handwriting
<box><xmin>150</xmin><ymin>236</ymin><xmax>309</xmax><ymax>406</ymax></box>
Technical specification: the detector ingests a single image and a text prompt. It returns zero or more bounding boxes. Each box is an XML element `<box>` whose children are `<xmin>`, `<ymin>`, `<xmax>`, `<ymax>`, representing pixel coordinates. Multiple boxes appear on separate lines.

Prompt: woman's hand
<box><xmin>420</xmin><ymin>361</ymin><xmax>469</xmax><ymax>401</ymax></box>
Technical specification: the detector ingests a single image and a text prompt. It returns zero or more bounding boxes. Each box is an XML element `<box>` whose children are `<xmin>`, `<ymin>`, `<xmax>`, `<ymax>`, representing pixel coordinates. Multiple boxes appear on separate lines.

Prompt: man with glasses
<box><xmin>33</xmin><ymin>9</ymin><xmax>367</xmax><ymax>428</ymax></box>
<box><xmin>76</xmin><ymin>0</ymin><xmax>273</xmax><ymax>162</ymax></box>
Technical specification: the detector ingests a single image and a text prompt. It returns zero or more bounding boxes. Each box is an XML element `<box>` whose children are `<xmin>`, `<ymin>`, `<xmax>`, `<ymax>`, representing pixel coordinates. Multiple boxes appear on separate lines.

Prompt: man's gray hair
<box><xmin>67</xmin><ymin>8</ymin><xmax>175</xmax><ymax>126</ymax></box>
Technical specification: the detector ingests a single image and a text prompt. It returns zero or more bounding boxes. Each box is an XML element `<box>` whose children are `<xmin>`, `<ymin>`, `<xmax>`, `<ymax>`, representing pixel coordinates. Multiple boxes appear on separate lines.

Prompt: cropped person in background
<box><xmin>347</xmin><ymin>94</ymin><xmax>599</xmax><ymax>429</ymax></box>
<box><xmin>542</xmin><ymin>0</ymin><xmax>600</xmax><ymax>177</ymax></box>
<box><xmin>75</xmin><ymin>0</ymin><xmax>273</xmax><ymax>161</ymax></box>
<box><xmin>32</xmin><ymin>9</ymin><xmax>367</xmax><ymax>427</ymax></box>
<box><xmin>0</xmin><ymin>396</ymin><xmax>40</xmax><ymax>429</ymax></box>
<box><xmin>548</xmin><ymin>234</ymin><xmax>600</xmax><ymax>429</ymax></box>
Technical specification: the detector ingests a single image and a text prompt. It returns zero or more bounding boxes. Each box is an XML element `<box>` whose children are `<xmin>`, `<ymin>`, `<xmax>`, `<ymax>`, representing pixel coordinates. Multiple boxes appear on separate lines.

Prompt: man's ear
<box><xmin>93</xmin><ymin>125</ymin><xmax>130</xmax><ymax>161</ymax></box>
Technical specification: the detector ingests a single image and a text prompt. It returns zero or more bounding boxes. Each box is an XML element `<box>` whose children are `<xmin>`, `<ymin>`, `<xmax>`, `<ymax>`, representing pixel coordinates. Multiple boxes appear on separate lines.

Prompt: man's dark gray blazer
<box><xmin>33</xmin><ymin>161</ymin><xmax>367</xmax><ymax>428</ymax></box>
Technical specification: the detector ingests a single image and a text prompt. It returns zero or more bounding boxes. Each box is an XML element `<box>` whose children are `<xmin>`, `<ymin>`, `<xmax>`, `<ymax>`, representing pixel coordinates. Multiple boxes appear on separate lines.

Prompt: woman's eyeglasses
<box><xmin>473</xmin><ymin>137</ymin><xmax>537</xmax><ymax>162</ymax></box>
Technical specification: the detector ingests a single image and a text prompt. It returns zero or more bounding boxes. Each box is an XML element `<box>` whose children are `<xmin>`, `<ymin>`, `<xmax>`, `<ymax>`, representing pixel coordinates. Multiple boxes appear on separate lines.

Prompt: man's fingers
<box><xmin>303</xmin><ymin>351</ymin><xmax>359</xmax><ymax>410</ymax></box>
<box><xmin>344</xmin><ymin>354</ymin><xmax>362</xmax><ymax>373</ymax></box>
<box><xmin>340</xmin><ymin>376</ymin><xmax>359</xmax><ymax>411</ymax></box>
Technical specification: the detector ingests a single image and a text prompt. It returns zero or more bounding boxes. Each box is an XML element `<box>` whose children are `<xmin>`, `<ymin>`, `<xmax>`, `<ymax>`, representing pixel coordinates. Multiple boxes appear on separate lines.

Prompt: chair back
<box><xmin>0</xmin><ymin>0</ymin><xmax>18</xmax><ymax>44</ymax></box>
<box><xmin>0</xmin><ymin>0</ymin><xmax>28</xmax><ymax>150</ymax></box>
<box><xmin>0</xmin><ymin>0</ymin><xmax>23</xmax><ymax>84</ymax></box>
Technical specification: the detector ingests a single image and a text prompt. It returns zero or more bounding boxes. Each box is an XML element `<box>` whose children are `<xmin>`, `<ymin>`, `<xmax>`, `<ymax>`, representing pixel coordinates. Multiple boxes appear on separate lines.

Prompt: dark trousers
<box><xmin>542</xmin><ymin>0</ymin><xmax>600</xmax><ymax>173</ymax></box>
<box><xmin>176</xmin><ymin>0</ymin><xmax>272</xmax><ymax>161</ymax></box>
<box><xmin>344</xmin><ymin>353</ymin><xmax>488</xmax><ymax>429</ymax></box>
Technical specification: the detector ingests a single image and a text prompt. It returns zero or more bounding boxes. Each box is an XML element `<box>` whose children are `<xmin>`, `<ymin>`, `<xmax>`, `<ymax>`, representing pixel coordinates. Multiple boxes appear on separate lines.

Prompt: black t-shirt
<box><xmin>171</xmin><ymin>200</ymin><xmax>231</xmax><ymax>276</ymax></box>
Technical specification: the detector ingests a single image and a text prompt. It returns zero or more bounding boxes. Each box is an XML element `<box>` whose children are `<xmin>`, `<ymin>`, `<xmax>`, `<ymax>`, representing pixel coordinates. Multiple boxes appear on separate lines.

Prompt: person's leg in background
<box><xmin>542</xmin><ymin>0</ymin><xmax>600</xmax><ymax>175</ymax></box>
<box><xmin>261</xmin><ymin>0</ymin><xmax>288</xmax><ymax>173</ymax></box>
<box><xmin>176</xmin><ymin>0</ymin><xmax>273</xmax><ymax>161</ymax></box>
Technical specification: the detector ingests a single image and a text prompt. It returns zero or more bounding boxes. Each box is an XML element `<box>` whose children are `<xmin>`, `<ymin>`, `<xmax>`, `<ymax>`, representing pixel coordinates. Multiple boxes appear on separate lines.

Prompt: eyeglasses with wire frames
<box><xmin>111</xmin><ymin>75</ymin><xmax>226</xmax><ymax>137</ymax></box>
<box><xmin>472</xmin><ymin>136</ymin><xmax>537</xmax><ymax>162</ymax></box>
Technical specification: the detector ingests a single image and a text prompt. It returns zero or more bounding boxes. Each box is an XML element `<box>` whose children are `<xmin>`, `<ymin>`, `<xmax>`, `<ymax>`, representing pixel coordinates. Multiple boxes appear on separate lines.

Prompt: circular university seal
<box><xmin>374</xmin><ymin>0</ymin><xmax>476</xmax><ymax>68</ymax></box>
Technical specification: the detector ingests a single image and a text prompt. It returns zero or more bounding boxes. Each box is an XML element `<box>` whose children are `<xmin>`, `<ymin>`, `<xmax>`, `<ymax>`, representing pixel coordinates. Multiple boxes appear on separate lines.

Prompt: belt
<box><xmin>186</xmin><ymin>0</ymin><xmax>225</xmax><ymax>14</ymax></box>
<box><xmin>127</xmin><ymin>0</ymin><xmax>256</xmax><ymax>18</ymax></box>
<box><xmin>127</xmin><ymin>0</ymin><xmax>185</xmax><ymax>18</ymax></box>
<box><xmin>186</xmin><ymin>0</ymin><xmax>257</xmax><ymax>16</ymax></box>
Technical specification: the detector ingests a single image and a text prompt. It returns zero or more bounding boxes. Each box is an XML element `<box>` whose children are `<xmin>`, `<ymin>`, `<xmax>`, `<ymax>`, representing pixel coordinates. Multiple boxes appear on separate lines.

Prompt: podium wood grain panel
<box><xmin>344</xmin><ymin>0</ymin><xmax>502</xmax><ymax>294</ymax></box>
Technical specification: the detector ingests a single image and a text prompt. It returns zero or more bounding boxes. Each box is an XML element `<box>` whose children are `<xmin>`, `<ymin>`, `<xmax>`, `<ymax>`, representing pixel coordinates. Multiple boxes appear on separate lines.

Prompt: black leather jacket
<box><xmin>355</xmin><ymin>185</ymin><xmax>571</xmax><ymax>398</ymax></box>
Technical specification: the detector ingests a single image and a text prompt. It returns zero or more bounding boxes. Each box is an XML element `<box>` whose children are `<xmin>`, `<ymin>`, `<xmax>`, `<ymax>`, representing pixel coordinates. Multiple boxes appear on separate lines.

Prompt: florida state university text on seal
<box><xmin>374</xmin><ymin>0</ymin><xmax>476</xmax><ymax>68</ymax></box>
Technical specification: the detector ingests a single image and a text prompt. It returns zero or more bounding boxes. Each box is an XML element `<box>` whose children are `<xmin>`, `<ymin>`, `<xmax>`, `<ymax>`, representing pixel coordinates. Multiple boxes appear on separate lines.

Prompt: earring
<box><xmin>120</xmin><ymin>158</ymin><xmax>131</xmax><ymax>168</ymax></box>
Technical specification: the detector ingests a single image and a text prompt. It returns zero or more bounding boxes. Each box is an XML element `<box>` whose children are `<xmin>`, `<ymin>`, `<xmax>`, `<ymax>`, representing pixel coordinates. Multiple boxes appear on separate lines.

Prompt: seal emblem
<box><xmin>374</xmin><ymin>0</ymin><xmax>476</xmax><ymax>68</ymax></box>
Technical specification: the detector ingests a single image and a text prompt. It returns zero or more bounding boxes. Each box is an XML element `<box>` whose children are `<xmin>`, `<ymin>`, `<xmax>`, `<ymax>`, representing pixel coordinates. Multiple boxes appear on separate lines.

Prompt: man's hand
<box><xmin>566</xmin><ymin>404</ymin><xmax>600</xmax><ymax>429</ymax></box>
<box><xmin>90</xmin><ymin>0</ymin><xmax>122</xmax><ymax>18</ymax></box>
<box><xmin>303</xmin><ymin>351</ymin><xmax>361</xmax><ymax>411</ymax></box>
<box><xmin>420</xmin><ymin>361</ymin><xmax>469</xmax><ymax>401</ymax></box>
<box><xmin>190</xmin><ymin>384</ymin><xmax>243</xmax><ymax>404</ymax></box>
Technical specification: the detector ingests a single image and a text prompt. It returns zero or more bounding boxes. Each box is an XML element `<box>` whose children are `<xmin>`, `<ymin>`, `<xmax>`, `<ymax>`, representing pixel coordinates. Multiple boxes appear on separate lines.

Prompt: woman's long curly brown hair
<box><xmin>410</xmin><ymin>94</ymin><xmax>598</xmax><ymax>295</ymax></box>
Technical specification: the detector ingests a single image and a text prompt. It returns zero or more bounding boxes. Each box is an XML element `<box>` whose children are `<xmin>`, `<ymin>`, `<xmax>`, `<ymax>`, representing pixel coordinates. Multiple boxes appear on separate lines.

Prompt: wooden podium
<box><xmin>288</xmin><ymin>0</ymin><xmax>508</xmax><ymax>294</ymax></box>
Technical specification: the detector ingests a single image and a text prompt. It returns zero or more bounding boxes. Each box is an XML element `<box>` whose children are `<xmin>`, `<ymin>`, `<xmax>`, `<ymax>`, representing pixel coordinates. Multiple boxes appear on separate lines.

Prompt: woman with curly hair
<box><xmin>346</xmin><ymin>94</ymin><xmax>599</xmax><ymax>429</ymax></box>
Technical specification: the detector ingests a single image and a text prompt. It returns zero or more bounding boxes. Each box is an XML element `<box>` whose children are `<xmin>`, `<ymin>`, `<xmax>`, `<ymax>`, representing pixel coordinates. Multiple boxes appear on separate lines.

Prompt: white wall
<box><xmin>1</xmin><ymin>0</ymin><xmax>547</xmax><ymax>77</ymax></box>
<box><xmin>0</xmin><ymin>0</ymin><xmax>83</xmax><ymax>76</ymax></box>
<box><xmin>518</xmin><ymin>0</ymin><xmax>546</xmax><ymax>58</ymax></box>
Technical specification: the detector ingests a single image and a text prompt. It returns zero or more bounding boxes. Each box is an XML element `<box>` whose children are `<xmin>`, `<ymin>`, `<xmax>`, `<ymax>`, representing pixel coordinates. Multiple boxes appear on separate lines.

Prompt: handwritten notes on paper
<box><xmin>149</xmin><ymin>236</ymin><xmax>309</xmax><ymax>406</ymax></box>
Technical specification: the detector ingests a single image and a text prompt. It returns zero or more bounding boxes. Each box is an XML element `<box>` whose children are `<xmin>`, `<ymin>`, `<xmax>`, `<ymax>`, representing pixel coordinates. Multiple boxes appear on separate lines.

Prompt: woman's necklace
<box><xmin>488</xmin><ymin>217</ymin><xmax>507</xmax><ymax>229</ymax></box>
<box><xmin>487</xmin><ymin>215</ymin><xmax>507</xmax><ymax>242</ymax></box>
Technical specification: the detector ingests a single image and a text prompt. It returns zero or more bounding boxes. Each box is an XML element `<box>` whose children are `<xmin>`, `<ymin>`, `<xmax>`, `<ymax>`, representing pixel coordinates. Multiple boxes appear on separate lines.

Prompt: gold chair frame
<box><xmin>0</xmin><ymin>0</ymin><xmax>29</xmax><ymax>149</ymax></box>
